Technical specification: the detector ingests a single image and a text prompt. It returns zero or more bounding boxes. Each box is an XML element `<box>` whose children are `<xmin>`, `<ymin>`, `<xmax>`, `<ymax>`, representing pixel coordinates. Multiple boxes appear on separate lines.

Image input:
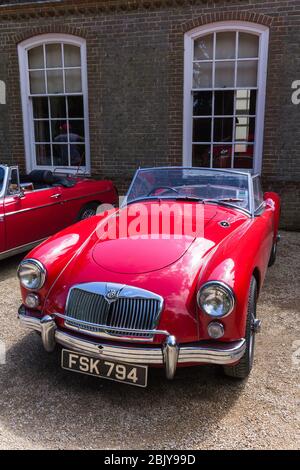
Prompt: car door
<box><xmin>4</xmin><ymin>167</ymin><xmax>65</xmax><ymax>251</ymax></box>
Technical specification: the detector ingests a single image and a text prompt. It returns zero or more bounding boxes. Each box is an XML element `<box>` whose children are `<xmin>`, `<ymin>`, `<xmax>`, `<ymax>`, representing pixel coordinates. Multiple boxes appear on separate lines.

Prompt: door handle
<box><xmin>51</xmin><ymin>193</ymin><xmax>61</xmax><ymax>199</ymax></box>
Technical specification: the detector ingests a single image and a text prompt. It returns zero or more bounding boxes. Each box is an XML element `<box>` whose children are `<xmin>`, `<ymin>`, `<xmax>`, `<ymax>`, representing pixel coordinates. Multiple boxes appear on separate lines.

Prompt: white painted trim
<box><xmin>183</xmin><ymin>21</ymin><xmax>269</xmax><ymax>174</ymax></box>
<box><xmin>18</xmin><ymin>33</ymin><xmax>91</xmax><ymax>175</ymax></box>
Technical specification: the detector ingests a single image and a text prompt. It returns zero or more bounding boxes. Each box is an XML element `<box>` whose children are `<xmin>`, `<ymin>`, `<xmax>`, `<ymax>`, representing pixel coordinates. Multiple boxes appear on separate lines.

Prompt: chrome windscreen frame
<box><xmin>122</xmin><ymin>166</ymin><xmax>255</xmax><ymax>216</ymax></box>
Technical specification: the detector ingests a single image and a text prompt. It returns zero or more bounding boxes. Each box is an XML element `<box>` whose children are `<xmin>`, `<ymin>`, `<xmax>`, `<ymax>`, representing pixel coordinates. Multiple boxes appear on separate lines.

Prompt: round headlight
<box><xmin>197</xmin><ymin>281</ymin><xmax>235</xmax><ymax>318</ymax></box>
<box><xmin>18</xmin><ymin>259</ymin><xmax>46</xmax><ymax>291</ymax></box>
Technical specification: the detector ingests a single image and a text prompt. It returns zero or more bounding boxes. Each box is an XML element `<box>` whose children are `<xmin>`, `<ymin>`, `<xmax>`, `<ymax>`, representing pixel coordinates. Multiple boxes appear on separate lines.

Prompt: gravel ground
<box><xmin>0</xmin><ymin>230</ymin><xmax>299</xmax><ymax>450</ymax></box>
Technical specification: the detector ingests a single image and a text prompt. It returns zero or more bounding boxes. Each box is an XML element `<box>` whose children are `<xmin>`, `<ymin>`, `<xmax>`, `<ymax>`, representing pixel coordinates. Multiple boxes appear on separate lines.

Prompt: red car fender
<box><xmin>20</xmin><ymin>209</ymin><xmax>117</xmax><ymax>311</ymax></box>
<box><xmin>196</xmin><ymin>215</ymin><xmax>273</xmax><ymax>341</ymax></box>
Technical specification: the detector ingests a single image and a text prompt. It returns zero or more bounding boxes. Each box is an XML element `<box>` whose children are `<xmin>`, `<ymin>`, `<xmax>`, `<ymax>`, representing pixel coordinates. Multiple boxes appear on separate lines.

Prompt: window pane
<box><xmin>28</xmin><ymin>46</ymin><xmax>44</xmax><ymax>69</ymax></box>
<box><xmin>192</xmin><ymin>144</ymin><xmax>211</xmax><ymax>167</ymax></box>
<box><xmin>214</xmin><ymin>91</ymin><xmax>234</xmax><ymax>115</ymax></box>
<box><xmin>213</xmin><ymin>118</ymin><xmax>233</xmax><ymax>142</ymax></box>
<box><xmin>193</xmin><ymin>91</ymin><xmax>212</xmax><ymax>116</ymax></box>
<box><xmin>238</xmin><ymin>33</ymin><xmax>259</xmax><ymax>58</ymax></box>
<box><xmin>69</xmin><ymin>120</ymin><xmax>85</xmax><ymax>140</ymax></box>
<box><xmin>70</xmin><ymin>144</ymin><xmax>85</xmax><ymax>166</ymax></box>
<box><xmin>237</xmin><ymin>60</ymin><xmax>257</xmax><ymax>87</ymax></box>
<box><xmin>32</xmin><ymin>97</ymin><xmax>49</xmax><ymax>118</ymax></box>
<box><xmin>235</xmin><ymin>117</ymin><xmax>255</xmax><ymax>142</ymax></box>
<box><xmin>236</xmin><ymin>89</ymin><xmax>257</xmax><ymax>115</ymax></box>
<box><xmin>29</xmin><ymin>71</ymin><xmax>46</xmax><ymax>94</ymax></box>
<box><xmin>34</xmin><ymin>120</ymin><xmax>50</xmax><ymax>142</ymax></box>
<box><xmin>193</xmin><ymin>118</ymin><xmax>212</xmax><ymax>142</ymax></box>
<box><xmin>53</xmin><ymin>143</ymin><xmax>69</xmax><ymax>166</ymax></box>
<box><xmin>50</xmin><ymin>96</ymin><xmax>66</xmax><ymax>118</ymax></box>
<box><xmin>194</xmin><ymin>34</ymin><xmax>213</xmax><ymax>60</ymax></box>
<box><xmin>47</xmin><ymin>70</ymin><xmax>64</xmax><ymax>93</ymax></box>
<box><xmin>215</xmin><ymin>61</ymin><xmax>235</xmax><ymax>88</ymax></box>
<box><xmin>216</xmin><ymin>32</ymin><xmax>236</xmax><ymax>60</ymax></box>
<box><xmin>65</xmin><ymin>69</ymin><xmax>82</xmax><ymax>93</ymax></box>
<box><xmin>212</xmin><ymin>144</ymin><xmax>232</xmax><ymax>168</ymax></box>
<box><xmin>234</xmin><ymin>144</ymin><xmax>253</xmax><ymax>168</ymax></box>
<box><xmin>68</xmin><ymin>96</ymin><xmax>84</xmax><ymax>118</ymax></box>
<box><xmin>64</xmin><ymin>44</ymin><xmax>81</xmax><ymax>67</ymax></box>
<box><xmin>52</xmin><ymin>121</ymin><xmax>67</xmax><ymax>142</ymax></box>
<box><xmin>36</xmin><ymin>144</ymin><xmax>51</xmax><ymax>166</ymax></box>
<box><xmin>193</xmin><ymin>62</ymin><xmax>212</xmax><ymax>88</ymax></box>
<box><xmin>46</xmin><ymin>44</ymin><xmax>62</xmax><ymax>68</ymax></box>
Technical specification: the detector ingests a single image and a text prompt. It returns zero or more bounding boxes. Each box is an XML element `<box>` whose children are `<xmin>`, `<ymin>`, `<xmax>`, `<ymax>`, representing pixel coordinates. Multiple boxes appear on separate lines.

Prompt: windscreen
<box><xmin>126</xmin><ymin>168</ymin><xmax>250</xmax><ymax>211</ymax></box>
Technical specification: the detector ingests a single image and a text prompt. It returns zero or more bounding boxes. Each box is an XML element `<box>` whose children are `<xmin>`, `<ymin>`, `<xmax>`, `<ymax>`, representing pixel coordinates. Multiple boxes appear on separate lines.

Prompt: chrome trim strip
<box><xmin>3</xmin><ymin>191</ymin><xmax>110</xmax><ymax>218</ymax></box>
<box><xmin>4</xmin><ymin>201</ymin><xmax>64</xmax><ymax>217</ymax></box>
<box><xmin>18</xmin><ymin>312</ymin><xmax>246</xmax><ymax>372</ymax></box>
<box><xmin>0</xmin><ymin>238</ymin><xmax>47</xmax><ymax>261</ymax></box>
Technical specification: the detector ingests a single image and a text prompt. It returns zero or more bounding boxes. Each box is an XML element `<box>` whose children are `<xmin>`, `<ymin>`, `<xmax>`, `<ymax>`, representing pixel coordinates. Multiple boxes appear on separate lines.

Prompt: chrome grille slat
<box><xmin>65</xmin><ymin>283</ymin><xmax>163</xmax><ymax>339</ymax></box>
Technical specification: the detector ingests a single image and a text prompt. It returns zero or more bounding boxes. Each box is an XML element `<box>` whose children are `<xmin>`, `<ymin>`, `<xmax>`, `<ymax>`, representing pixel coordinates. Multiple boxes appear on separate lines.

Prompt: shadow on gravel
<box><xmin>0</xmin><ymin>254</ymin><xmax>23</xmax><ymax>279</ymax></box>
<box><xmin>0</xmin><ymin>332</ymin><xmax>246</xmax><ymax>449</ymax></box>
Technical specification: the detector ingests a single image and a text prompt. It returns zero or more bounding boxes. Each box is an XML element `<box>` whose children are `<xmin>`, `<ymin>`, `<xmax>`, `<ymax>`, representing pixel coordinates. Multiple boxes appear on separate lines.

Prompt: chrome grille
<box><xmin>65</xmin><ymin>283</ymin><xmax>163</xmax><ymax>339</ymax></box>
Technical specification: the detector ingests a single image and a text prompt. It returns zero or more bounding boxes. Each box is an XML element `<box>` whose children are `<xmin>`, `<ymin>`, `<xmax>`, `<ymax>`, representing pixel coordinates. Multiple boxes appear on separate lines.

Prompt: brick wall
<box><xmin>0</xmin><ymin>0</ymin><xmax>299</xmax><ymax>230</ymax></box>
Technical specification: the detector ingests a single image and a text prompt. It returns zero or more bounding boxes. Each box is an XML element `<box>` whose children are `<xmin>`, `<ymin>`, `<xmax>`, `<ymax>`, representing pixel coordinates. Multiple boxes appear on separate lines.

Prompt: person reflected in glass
<box><xmin>54</xmin><ymin>122</ymin><xmax>84</xmax><ymax>166</ymax></box>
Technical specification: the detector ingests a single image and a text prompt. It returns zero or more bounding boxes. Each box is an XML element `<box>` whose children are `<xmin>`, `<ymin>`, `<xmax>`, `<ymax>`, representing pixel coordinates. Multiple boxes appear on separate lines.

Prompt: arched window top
<box><xmin>18</xmin><ymin>34</ymin><xmax>90</xmax><ymax>173</ymax></box>
<box><xmin>185</xmin><ymin>20</ymin><xmax>269</xmax><ymax>38</ymax></box>
<box><xmin>183</xmin><ymin>21</ymin><xmax>269</xmax><ymax>173</ymax></box>
<box><xmin>19</xmin><ymin>33</ymin><xmax>86</xmax><ymax>50</ymax></box>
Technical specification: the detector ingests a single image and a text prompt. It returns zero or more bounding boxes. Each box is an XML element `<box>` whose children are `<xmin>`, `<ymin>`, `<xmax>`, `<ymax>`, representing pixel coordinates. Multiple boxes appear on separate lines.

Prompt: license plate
<box><xmin>61</xmin><ymin>349</ymin><xmax>148</xmax><ymax>387</ymax></box>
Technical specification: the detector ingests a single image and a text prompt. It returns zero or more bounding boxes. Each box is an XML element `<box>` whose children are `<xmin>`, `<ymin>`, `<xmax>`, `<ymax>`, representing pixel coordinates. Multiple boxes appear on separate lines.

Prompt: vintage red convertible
<box><xmin>18</xmin><ymin>167</ymin><xmax>280</xmax><ymax>387</ymax></box>
<box><xmin>0</xmin><ymin>165</ymin><xmax>118</xmax><ymax>260</ymax></box>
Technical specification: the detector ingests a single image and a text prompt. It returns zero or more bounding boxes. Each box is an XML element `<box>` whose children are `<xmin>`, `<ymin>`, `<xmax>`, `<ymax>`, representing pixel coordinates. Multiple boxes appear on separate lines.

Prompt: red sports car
<box><xmin>18</xmin><ymin>167</ymin><xmax>280</xmax><ymax>387</ymax></box>
<box><xmin>0</xmin><ymin>165</ymin><xmax>118</xmax><ymax>260</ymax></box>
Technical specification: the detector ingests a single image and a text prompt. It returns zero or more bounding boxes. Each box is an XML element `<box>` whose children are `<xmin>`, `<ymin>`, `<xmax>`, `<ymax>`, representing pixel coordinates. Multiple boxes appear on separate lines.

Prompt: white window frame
<box><xmin>183</xmin><ymin>21</ymin><xmax>269</xmax><ymax>174</ymax></box>
<box><xmin>18</xmin><ymin>33</ymin><xmax>90</xmax><ymax>174</ymax></box>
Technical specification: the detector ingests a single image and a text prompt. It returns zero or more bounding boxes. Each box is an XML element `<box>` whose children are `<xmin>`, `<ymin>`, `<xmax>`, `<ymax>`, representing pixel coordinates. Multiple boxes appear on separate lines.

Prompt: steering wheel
<box><xmin>147</xmin><ymin>186</ymin><xmax>180</xmax><ymax>197</ymax></box>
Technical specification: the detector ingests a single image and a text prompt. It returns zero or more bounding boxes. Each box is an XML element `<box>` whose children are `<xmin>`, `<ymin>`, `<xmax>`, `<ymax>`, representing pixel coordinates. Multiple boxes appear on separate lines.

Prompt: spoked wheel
<box><xmin>223</xmin><ymin>276</ymin><xmax>260</xmax><ymax>379</ymax></box>
<box><xmin>77</xmin><ymin>202</ymin><xmax>99</xmax><ymax>221</ymax></box>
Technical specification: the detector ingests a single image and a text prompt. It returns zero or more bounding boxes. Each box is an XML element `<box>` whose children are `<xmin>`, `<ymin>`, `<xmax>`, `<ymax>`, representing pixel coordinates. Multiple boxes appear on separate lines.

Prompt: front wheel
<box><xmin>77</xmin><ymin>202</ymin><xmax>99</xmax><ymax>221</ymax></box>
<box><xmin>223</xmin><ymin>276</ymin><xmax>258</xmax><ymax>379</ymax></box>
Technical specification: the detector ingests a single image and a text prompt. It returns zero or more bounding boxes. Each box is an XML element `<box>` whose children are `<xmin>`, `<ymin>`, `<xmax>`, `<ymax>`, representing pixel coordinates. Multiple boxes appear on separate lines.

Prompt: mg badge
<box><xmin>106</xmin><ymin>289</ymin><xmax>118</xmax><ymax>300</ymax></box>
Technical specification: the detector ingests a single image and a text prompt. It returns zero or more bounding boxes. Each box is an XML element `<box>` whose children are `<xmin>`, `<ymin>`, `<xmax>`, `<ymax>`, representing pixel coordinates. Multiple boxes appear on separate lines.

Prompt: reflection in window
<box><xmin>192</xmin><ymin>30</ymin><xmax>259</xmax><ymax>169</ymax></box>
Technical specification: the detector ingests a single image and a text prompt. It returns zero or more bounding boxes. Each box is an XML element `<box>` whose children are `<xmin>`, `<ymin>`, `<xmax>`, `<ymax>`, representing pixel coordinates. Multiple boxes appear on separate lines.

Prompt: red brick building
<box><xmin>0</xmin><ymin>0</ymin><xmax>299</xmax><ymax>229</ymax></box>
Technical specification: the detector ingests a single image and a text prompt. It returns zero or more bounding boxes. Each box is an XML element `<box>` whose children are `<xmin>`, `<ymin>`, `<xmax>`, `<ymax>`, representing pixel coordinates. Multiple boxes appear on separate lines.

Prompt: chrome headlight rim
<box><xmin>197</xmin><ymin>280</ymin><xmax>235</xmax><ymax>318</ymax></box>
<box><xmin>17</xmin><ymin>258</ymin><xmax>47</xmax><ymax>291</ymax></box>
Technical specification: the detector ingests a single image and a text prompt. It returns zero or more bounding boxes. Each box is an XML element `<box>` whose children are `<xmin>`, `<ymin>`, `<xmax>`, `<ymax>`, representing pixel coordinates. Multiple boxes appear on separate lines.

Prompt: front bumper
<box><xmin>18</xmin><ymin>311</ymin><xmax>246</xmax><ymax>380</ymax></box>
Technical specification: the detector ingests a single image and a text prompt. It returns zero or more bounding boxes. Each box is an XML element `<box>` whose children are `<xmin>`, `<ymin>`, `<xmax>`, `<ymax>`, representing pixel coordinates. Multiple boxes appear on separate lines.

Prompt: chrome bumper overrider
<box><xmin>18</xmin><ymin>311</ymin><xmax>246</xmax><ymax>380</ymax></box>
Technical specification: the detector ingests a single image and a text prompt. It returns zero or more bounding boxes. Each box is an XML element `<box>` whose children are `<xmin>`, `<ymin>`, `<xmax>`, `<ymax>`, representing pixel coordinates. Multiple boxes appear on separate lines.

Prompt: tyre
<box><xmin>268</xmin><ymin>241</ymin><xmax>277</xmax><ymax>267</ymax></box>
<box><xmin>223</xmin><ymin>276</ymin><xmax>258</xmax><ymax>379</ymax></box>
<box><xmin>77</xmin><ymin>202</ymin><xmax>99</xmax><ymax>221</ymax></box>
